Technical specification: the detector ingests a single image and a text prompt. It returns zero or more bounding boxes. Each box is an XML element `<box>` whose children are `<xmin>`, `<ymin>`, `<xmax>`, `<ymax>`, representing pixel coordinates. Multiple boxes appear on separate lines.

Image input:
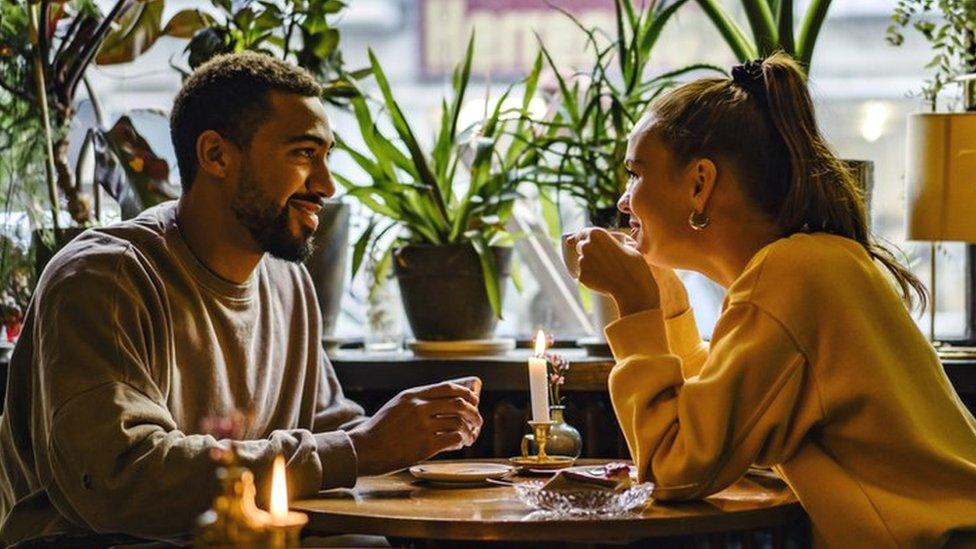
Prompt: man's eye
<box><xmin>626</xmin><ymin>170</ymin><xmax>637</xmax><ymax>180</ymax></box>
<box><xmin>298</xmin><ymin>148</ymin><xmax>316</xmax><ymax>158</ymax></box>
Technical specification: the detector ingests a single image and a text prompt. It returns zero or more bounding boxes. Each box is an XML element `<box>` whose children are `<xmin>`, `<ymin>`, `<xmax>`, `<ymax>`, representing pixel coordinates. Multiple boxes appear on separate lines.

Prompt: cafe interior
<box><xmin>1</xmin><ymin>0</ymin><xmax>975</xmax><ymax>547</ymax></box>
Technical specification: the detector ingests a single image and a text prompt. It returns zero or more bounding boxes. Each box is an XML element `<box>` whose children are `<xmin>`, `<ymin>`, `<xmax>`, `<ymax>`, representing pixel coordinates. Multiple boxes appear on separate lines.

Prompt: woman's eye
<box><xmin>626</xmin><ymin>170</ymin><xmax>637</xmax><ymax>181</ymax></box>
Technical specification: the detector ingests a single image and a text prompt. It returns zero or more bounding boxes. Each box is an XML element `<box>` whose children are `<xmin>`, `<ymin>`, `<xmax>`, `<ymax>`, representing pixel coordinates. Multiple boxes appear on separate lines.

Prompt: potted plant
<box><xmin>336</xmin><ymin>36</ymin><xmax>542</xmax><ymax>341</ymax></box>
<box><xmin>175</xmin><ymin>0</ymin><xmax>358</xmax><ymax>105</ymax></box>
<box><xmin>1</xmin><ymin>0</ymin><xmax>208</xmax><ymax>288</ymax></box>
<box><xmin>889</xmin><ymin>1</ymin><xmax>976</xmax><ymax>346</ymax></box>
<box><xmin>526</xmin><ymin>0</ymin><xmax>718</xmax><ymax>229</ymax></box>
<box><xmin>519</xmin><ymin>0</ymin><xmax>719</xmax><ymax>337</ymax></box>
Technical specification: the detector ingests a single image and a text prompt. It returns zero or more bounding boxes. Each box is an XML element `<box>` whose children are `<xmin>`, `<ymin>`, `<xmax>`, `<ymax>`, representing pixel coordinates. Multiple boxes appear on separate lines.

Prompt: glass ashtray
<box><xmin>514</xmin><ymin>481</ymin><xmax>654</xmax><ymax>517</ymax></box>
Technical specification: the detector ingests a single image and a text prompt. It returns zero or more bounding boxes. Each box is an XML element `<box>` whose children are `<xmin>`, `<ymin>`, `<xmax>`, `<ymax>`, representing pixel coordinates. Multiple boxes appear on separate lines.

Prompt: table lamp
<box><xmin>905</xmin><ymin>112</ymin><xmax>976</xmax><ymax>355</ymax></box>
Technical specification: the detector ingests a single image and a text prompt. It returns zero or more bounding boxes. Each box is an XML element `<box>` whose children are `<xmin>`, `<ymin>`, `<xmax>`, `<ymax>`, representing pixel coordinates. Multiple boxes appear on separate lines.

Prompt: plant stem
<box><xmin>741</xmin><ymin>0</ymin><xmax>778</xmax><ymax>55</ymax></box>
<box><xmin>65</xmin><ymin>0</ymin><xmax>132</xmax><ymax>107</ymax></box>
<box><xmin>28</xmin><ymin>1</ymin><xmax>61</xmax><ymax>233</ymax></box>
<box><xmin>796</xmin><ymin>0</ymin><xmax>832</xmax><ymax>70</ymax></box>
<box><xmin>283</xmin><ymin>16</ymin><xmax>296</xmax><ymax>61</ymax></box>
<box><xmin>83</xmin><ymin>75</ymin><xmax>103</xmax><ymax>127</ymax></box>
<box><xmin>695</xmin><ymin>0</ymin><xmax>757</xmax><ymax>61</ymax></box>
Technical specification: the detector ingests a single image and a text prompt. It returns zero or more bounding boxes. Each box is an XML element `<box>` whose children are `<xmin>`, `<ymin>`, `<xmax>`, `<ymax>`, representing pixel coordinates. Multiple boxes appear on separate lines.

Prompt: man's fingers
<box><xmin>412</xmin><ymin>381</ymin><xmax>479</xmax><ymax>405</ymax></box>
<box><xmin>429</xmin><ymin>416</ymin><xmax>479</xmax><ymax>444</ymax></box>
<box><xmin>444</xmin><ymin>376</ymin><xmax>482</xmax><ymax>397</ymax></box>
<box><xmin>432</xmin><ymin>431</ymin><xmax>466</xmax><ymax>453</ymax></box>
<box><xmin>428</xmin><ymin>400</ymin><xmax>482</xmax><ymax>431</ymax></box>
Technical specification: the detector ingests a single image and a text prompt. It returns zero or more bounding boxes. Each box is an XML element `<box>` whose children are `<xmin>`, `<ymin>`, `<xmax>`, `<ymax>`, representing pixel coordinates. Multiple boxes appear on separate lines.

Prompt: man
<box><xmin>0</xmin><ymin>52</ymin><xmax>483</xmax><ymax>545</ymax></box>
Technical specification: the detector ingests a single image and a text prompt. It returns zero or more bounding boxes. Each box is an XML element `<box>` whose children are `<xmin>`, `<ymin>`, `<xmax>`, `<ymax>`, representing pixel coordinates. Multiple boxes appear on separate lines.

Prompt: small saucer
<box><xmin>409</xmin><ymin>462</ymin><xmax>515</xmax><ymax>485</ymax></box>
<box><xmin>509</xmin><ymin>455</ymin><xmax>576</xmax><ymax>471</ymax></box>
<box><xmin>408</xmin><ymin>339</ymin><xmax>516</xmax><ymax>357</ymax></box>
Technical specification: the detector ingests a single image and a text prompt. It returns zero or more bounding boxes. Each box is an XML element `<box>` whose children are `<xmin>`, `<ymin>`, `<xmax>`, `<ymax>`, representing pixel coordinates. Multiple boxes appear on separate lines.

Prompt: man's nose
<box><xmin>310</xmin><ymin>158</ymin><xmax>336</xmax><ymax>199</ymax></box>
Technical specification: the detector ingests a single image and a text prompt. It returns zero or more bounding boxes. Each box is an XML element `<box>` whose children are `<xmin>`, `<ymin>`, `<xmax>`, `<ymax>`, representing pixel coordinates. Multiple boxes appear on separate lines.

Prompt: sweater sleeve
<box><xmin>35</xmin><ymin>247</ymin><xmax>353</xmax><ymax>539</ymax></box>
<box><xmin>605</xmin><ymin>303</ymin><xmax>817</xmax><ymax>501</ymax></box>
<box><xmin>308</xmin><ymin>355</ymin><xmax>369</xmax><ymax>487</ymax></box>
<box><xmin>664</xmin><ymin>308</ymin><xmax>709</xmax><ymax>379</ymax></box>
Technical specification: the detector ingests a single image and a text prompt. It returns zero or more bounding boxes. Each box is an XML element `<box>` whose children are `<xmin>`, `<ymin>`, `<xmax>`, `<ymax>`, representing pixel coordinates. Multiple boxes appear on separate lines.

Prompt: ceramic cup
<box><xmin>560</xmin><ymin>230</ymin><xmax>634</xmax><ymax>280</ymax></box>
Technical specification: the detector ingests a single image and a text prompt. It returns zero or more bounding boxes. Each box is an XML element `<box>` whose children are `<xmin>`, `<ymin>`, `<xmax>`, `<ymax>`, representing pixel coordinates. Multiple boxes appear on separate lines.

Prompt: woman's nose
<box><xmin>617</xmin><ymin>191</ymin><xmax>631</xmax><ymax>214</ymax></box>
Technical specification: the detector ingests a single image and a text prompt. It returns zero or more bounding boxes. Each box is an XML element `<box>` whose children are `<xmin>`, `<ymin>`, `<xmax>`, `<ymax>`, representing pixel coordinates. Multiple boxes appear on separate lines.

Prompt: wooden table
<box><xmin>293</xmin><ymin>460</ymin><xmax>806</xmax><ymax>545</ymax></box>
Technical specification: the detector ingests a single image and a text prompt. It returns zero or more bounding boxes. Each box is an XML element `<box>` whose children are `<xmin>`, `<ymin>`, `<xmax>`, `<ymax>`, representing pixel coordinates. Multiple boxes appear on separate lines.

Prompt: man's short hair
<box><xmin>170</xmin><ymin>52</ymin><xmax>323</xmax><ymax>190</ymax></box>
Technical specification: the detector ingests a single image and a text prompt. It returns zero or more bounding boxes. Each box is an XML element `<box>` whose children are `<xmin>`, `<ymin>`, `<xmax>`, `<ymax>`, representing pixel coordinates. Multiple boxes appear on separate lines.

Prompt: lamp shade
<box><xmin>906</xmin><ymin>112</ymin><xmax>976</xmax><ymax>242</ymax></box>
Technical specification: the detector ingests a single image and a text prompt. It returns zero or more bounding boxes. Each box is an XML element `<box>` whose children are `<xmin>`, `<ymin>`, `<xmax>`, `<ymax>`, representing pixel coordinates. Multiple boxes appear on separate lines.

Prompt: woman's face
<box><xmin>618</xmin><ymin>128</ymin><xmax>698</xmax><ymax>268</ymax></box>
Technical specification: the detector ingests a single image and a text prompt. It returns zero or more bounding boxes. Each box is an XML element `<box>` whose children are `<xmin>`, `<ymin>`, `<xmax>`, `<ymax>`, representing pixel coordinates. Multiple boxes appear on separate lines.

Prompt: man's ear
<box><xmin>195</xmin><ymin>130</ymin><xmax>234</xmax><ymax>179</ymax></box>
<box><xmin>689</xmin><ymin>158</ymin><xmax>718</xmax><ymax>212</ymax></box>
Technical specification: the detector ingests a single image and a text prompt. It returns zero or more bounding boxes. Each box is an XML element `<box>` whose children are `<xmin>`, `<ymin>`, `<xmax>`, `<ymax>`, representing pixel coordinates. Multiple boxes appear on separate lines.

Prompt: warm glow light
<box><xmin>270</xmin><ymin>454</ymin><xmax>288</xmax><ymax>519</ymax></box>
<box><xmin>534</xmin><ymin>330</ymin><xmax>547</xmax><ymax>356</ymax></box>
<box><xmin>860</xmin><ymin>101</ymin><xmax>889</xmax><ymax>143</ymax></box>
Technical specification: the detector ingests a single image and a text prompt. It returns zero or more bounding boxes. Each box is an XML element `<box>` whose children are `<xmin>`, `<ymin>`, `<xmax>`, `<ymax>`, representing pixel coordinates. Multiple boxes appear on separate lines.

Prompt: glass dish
<box><xmin>513</xmin><ymin>481</ymin><xmax>654</xmax><ymax>517</ymax></box>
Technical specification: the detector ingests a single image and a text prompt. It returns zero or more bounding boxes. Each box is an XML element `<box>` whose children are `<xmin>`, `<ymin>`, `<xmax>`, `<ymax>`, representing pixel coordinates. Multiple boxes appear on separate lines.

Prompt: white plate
<box><xmin>408</xmin><ymin>339</ymin><xmax>516</xmax><ymax>357</ymax></box>
<box><xmin>409</xmin><ymin>462</ymin><xmax>515</xmax><ymax>484</ymax></box>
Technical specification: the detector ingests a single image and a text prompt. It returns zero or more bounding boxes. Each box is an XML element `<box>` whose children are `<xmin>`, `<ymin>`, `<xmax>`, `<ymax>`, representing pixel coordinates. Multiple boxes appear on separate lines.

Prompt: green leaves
<box><xmin>523</xmin><ymin>0</ymin><xmax>719</xmax><ymax>221</ymax></box>
<box><xmin>886</xmin><ymin>0</ymin><xmax>976</xmax><ymax>108</ymax></box>
<box><xmin>337</xmin><ymin>33</ymin><xmax>536</xmax><ymax>318</ymax></box>
<box><xmin>96</xmin><ymin>2</ymin><xmax>214</xmax><ymax>65</ymax></box>
<box><xmin>695</xmin><ymin>0</ymin><xmax>834</xmax><ymax>74</ymax></box>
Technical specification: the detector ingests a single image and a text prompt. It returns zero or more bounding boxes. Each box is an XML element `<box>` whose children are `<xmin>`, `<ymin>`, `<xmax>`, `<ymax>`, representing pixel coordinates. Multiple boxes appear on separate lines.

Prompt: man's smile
<box><xmin>288</xmin><ymin>196</ymin><xmax>323</xmax><ymax>232</ymax></box>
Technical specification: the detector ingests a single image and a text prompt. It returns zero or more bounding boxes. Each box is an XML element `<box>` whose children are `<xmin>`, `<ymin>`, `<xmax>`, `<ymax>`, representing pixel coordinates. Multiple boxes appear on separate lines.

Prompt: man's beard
<box><xmin>230</xmin><ymin>169</ymin><xmax>315</xmax><ymax>262</ymax></box>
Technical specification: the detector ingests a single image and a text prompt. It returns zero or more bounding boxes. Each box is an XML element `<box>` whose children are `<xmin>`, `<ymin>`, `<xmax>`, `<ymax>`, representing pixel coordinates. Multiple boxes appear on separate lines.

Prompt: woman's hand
<box><xmin>568</xmin><ymin>228</ymin><xmax>660</xmax><ymax>317</ymax></box>
<box><xmin>647</xmin><ymin>265</ymin><xmax>690</xmax><ymax>319</ymax></box>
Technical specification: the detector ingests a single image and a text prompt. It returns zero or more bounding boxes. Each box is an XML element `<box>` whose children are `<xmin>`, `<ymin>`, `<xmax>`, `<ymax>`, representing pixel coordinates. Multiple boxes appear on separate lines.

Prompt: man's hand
<box><xmin>348</xmin><ymin>377</ymin><xmax>484</xmax><ymax>476</ymax></box>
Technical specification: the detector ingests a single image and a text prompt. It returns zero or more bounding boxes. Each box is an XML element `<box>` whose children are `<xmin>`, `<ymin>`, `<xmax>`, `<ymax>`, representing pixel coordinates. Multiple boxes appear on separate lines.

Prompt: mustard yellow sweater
<box><xmin>606</xmin><ymin>233</ymin><xmax>976</xmax><ymax>548</ymax></box>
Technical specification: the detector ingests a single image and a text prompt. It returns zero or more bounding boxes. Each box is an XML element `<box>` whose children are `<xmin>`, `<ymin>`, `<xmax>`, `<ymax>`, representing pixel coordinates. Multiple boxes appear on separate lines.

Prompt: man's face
<box><xmin>228</xmin><ymin>91</ymin><xmax>335</xmax><ymax>262</ymax></box>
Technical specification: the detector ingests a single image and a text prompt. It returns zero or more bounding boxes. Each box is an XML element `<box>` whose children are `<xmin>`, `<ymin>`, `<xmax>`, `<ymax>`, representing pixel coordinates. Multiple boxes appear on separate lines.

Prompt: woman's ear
<box><xmin>195</xmin><ymin>130</ymin><xmax>234</xmax><ymax>179</ymax></box>
<box><xmin>690</xmin><ymin>158</ymin><xmax>718</xmax><ymax>212</ymax></box>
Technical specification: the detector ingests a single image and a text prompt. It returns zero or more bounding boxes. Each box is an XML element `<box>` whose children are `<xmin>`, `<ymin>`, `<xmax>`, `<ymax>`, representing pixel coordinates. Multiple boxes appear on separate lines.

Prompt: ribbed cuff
<box><xmin>314</xmin><ymin>431</ymin><xmax>358</xmax><ymax>489</ymax></box>
<box><xmin>604</xmin><ymin>309</ymin><xmax>670</xmax><ymax>359</ymax></box>
<box><xmin>664</xmin><ymin>308</ymin><xmax>702</xmax><ymax>359</ymax></box>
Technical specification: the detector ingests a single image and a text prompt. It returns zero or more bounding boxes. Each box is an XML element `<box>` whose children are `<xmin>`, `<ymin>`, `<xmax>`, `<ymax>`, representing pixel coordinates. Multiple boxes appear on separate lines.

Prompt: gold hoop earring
<box><xmin>689</xmin><ymin>210</ymin><xmax>710</xmax><ymax>231</ymax></box>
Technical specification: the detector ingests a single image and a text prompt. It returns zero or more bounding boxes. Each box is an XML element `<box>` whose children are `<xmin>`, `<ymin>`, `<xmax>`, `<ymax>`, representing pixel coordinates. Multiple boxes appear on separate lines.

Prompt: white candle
<box><xmin>528</xmin><ymin>330</ymin><xmax>551</xmax><ymax>423</ymax></box>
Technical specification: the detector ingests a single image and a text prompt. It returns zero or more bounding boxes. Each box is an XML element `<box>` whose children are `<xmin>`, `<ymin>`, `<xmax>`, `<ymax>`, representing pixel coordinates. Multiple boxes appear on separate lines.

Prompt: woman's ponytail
<box><xmin>649</xmin><ymin>52</ymin><xmax>927</xmax><ymax>311</ymax></box>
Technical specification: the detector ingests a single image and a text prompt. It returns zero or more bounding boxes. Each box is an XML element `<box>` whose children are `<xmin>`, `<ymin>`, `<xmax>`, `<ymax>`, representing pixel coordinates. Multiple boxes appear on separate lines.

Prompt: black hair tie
<box><xmin>731</xmin><ymin>60</ymin><xmax>767</xmax><ymax>104</ymax></box>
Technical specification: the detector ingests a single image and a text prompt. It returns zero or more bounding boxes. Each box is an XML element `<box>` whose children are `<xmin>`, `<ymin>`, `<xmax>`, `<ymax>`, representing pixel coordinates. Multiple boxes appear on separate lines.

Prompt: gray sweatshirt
<box><xmin>0</xmin><ymin>201</ymin><xmax>367</xmax><ymax>544</ymax></box>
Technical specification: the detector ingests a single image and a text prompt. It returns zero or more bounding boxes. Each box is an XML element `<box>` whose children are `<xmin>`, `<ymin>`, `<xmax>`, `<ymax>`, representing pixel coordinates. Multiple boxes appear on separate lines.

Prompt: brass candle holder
<box><xmin>265</xmin><ymin>512</ymin><xmax>308</xmax><ymax>549</ymax></box>
<box><xmin>529</xmin><ymin>421</ymin><xmax>554</xmax><ymax>461</ymax></box>
<box><xmin>510</xmin><ymin>420</ymin><xmax>575</xmax><ymax>470</ymax></box>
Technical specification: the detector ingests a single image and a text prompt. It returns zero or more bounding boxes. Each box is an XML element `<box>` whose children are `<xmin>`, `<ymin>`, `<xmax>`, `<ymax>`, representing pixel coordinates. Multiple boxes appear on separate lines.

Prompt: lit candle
<box><xmin>265</xmin><ymin>454</ymin><xmax>308</xmax><ymax>548</ymax></box>
<box><xmin>528</xmin><ymin>330</ymin><xmax>551</xmax><ymax>423</ymax></box>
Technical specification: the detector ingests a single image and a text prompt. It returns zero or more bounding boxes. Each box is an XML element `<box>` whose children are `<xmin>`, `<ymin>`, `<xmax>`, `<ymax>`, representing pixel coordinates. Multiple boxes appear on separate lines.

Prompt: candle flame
<box><xmin>270</xmin><ymin>454</ymin><xmax>288</xmax><ymax>518</ymax></box>
<box><xmin>534</xmin><ymin>330</ymin><xmax>547</xmax><ymax>356</ymax></box>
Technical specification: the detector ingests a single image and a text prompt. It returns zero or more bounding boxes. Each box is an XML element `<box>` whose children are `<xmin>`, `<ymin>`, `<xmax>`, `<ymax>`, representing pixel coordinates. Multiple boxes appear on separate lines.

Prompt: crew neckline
<box><xmin>160</xmin><ymin>203</ymin><xmax>260</xmax><ymax>301</ymax></box>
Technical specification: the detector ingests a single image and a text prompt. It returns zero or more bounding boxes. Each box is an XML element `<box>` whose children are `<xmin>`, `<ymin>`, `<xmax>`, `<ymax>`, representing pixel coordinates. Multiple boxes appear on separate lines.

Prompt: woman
<box><xmin>569</xmin><ymin>53</ymin><xmax>976</xmax><ymax>547</ymax></box>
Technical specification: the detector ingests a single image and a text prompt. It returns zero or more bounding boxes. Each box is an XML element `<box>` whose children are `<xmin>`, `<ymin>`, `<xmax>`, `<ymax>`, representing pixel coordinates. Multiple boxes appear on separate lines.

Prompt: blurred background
<box><xmin>5</xmin><ymin>0</ymin><xmax>967</xmax><ymax>343</ymax></box>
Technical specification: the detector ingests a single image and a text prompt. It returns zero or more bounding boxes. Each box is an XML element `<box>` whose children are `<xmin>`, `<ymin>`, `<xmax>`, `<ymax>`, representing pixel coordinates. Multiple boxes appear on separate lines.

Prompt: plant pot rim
<box><xmin>395</xmin><ymin>242</ymin><xmax>513</xmax><ymax>250</ymax></box>
<box><xmin>908</xmin><ymin>112</ymin><xmax>976</xmax><ymax>118</ymax></box>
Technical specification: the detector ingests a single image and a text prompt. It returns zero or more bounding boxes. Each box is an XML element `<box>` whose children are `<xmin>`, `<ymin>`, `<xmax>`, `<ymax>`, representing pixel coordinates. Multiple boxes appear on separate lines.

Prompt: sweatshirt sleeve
<box><xmin>35</xmin><ymin>246</ymin><xmax>353</xmax><ymax>539</ymax></box>
<box><xmin>664</xmin><ymin>308</ymin><xmax>709</xmax><ymax>379</ymax></box>
<box><xmin>604</xmin><ymin>303</ymin><xmax>818</xmax><ymax>501</ymax></box>
<box><xmin>309</xmin><ymin>355</ymin><xmax>369</xmax><ymax>487</ymax></box>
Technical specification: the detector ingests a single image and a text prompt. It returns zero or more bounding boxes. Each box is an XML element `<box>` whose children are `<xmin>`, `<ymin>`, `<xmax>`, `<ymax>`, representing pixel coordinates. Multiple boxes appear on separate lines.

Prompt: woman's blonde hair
<box><xmin>648</xmin><ymin>52</ymin><xmax>927</xmax><ymax>311</ymax></box>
